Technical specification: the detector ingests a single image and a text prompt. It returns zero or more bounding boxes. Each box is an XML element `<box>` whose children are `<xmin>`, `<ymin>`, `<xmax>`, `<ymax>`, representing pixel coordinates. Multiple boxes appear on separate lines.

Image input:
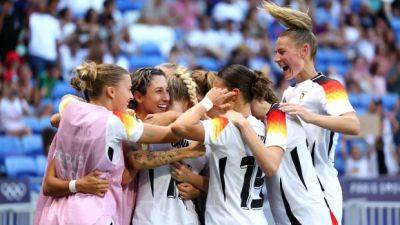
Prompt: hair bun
<box><xmin>76</xmin><ymin>61</ymin><xmax>97</xmax><ymax>82</ymax></box>
<box><xmin>72</xmin><ymin>61</ymin><xmax>98</xmax><ymax>93</ymax></box>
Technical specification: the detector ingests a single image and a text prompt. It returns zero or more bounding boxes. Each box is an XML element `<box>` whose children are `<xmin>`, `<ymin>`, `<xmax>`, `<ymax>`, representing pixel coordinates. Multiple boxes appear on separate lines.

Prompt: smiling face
<box><xmin>134</xmin><ymin>75</ymin><xmax>170</xmax><ymax>114</ymax></box>
<box><xmin>274</xmin><ymin>36</ymin><xmax>306</xmax><ymax>80</ymax></box>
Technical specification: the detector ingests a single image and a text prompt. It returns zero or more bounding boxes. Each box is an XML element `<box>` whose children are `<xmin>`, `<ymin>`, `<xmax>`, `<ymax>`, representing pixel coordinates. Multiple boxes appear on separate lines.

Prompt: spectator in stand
<box><xmin>345</xmin><ymin>146</ymin><xmax>370</xmax><ymax>178</ymax></box>
<box><xmin>342</xmin><ymin>14</ymin><xmax>362</xmax><ymax>47</ymax></box>
<box><xmin>187</xmin><ymin>15</ymin><xmax>222</xmax><ymax>58</ymax></box>
<box><xmin>218</xmin><ymin>20</ymin><xmax>243</xmax><ymax>59</ymax></box>
<box><xmin>314</xmin><ymin>0</ymin><xmax>341</xmax><ymax>31</ymax></box>
<box><xmin>346</xmin><ymin>56</ymin><xmax>373</xmax><ymax>93</ymax></box>
<box><xmin>387</xmin><ymin>52</ymin><xmax>400</xmax><ymax>95</ymax></box>
<box><xmin>356</xmin><ymin>28</ymin><xmax>376</xmax><ymax>63</ymax></box>
<box><xmin>58</xmin><ymin>0</ymin><xmax>103</xmax><ymax>17</ymax></box>
<box><xmin>28</xmin><ymin>0</ymin><xmax>61</xmax><ymax>77</ymax></box>
<box><xmin>0</xmin><ymin>83</ymin><xmax>31</xmax><ymax>137</ymax></box>
<box><xmin>103</xmin><ymin>39</ymin><xmax>129</xmax><ymax>70</ymax></box>
<box><xmin>17</xmin><ymin>63</ymin><xmax>36</xmax><ymax>103</ymax></box>
<box><xmin>226</xmin><ymin>45</ymin><xmax>251</xmax><ymax>66</ymax></box>
<box><xmin>0</xmin><ymin>0</ymin><xmax>22</xmax><ymax>61</ymax></box>
<box><xmin>76</xmin><ymin>8</ymin><xmax>99</xmax><ymax>47</ymax></box>
<box><xmin>38</xmin><ymin>63</ymin><xmax>60</xmax><ymax>99</ymax></box>
<box><xmin>211</xmin><ymin>0</ymin><xmax>248</xmax><ymax>25</ymax></box>
<box><xmin>57</xmin><ymin>7</ymin><xmax>75</xmax><ymax>42</ymax></box>
<box><xmin>99</xmin><ymin>0</ymin><xmax>122</xmax><ymax>31</ymax></box>
<box><xmin>140</xmin><ymin>0</ymin><xmax>170</xmax><ymax>25</ymax></box>
<box><xmin>59</xmin><ymin>37</ymin><xmax>88</xmax><ymax>82</ymax></box>
<box><xmin>169</xmin><ymin>0</ymin><xmax>202</xmax><ymax>31</ymax></box>
<box><xmin>365</xmin><ymin>99</ymin><xmax>399</xmax><ymax>176</ymax></box>
<box><xmin>3</xmin><ymin>51</ymin><xmax>21</xmax><ymax>83</ymax></box>
<box><xmin>86</xmin><ymin>38</ymin><xmax>105</xmax><ymax>64</ymax></box>
<box><xmin>370</xmin><ymin>62</ymin><xmax>388</xmax><ymax>97</ymax></box>
<box><xmin>118</xmin><ymin>27</ymin><xmax>137</xmax><ymax>56</ymax></box>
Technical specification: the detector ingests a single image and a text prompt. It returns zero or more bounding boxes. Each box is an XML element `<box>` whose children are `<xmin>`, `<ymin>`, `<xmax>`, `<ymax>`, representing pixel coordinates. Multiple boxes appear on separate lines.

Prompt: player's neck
<box><xmin>233</xmin><ymin>102</ymin><xmax>251</xmax><ymax>118</ymax></box>
<box><xmin>296</xmin><ymin>61</ymin><xmax>317</xmax><ymax>83</ymax></box>
<box><xmin>90</xmin><ymin>97</ymin><xmax>113</xmax><ymax>111</ymax></box>
<box><xmin>135</xmin><ymin>107</ymin><xmax>148</xmax><ymax>120</ymax></box>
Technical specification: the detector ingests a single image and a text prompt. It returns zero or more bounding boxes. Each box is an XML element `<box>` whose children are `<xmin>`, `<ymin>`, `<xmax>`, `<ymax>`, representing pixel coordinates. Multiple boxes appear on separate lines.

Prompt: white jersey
<box><xmin>282</xmin><ymin>74</ymin><xmax>355</xmax><ymax>224</ymax></box>
<box><xmin>201</xmin><ymin>115</ymin><xmax>269</xmax><ymax>225</ymax></box>
<box><xmin>131</xmin><ymin>139</ymin><xmax>209</xmax><ymax>225</ymax></box>
<box><xmin>263</xmin><ymin>104</ymin><xmax>332</xmax><ymax>225</ymax></box>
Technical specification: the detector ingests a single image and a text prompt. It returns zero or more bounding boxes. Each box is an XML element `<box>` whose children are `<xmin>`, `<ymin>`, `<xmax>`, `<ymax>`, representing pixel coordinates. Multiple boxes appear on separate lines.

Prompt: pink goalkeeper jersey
<box><xmin>34</xmin><ymin>97</ymin><xmax>143</xmax><ymax>225</ymax></box>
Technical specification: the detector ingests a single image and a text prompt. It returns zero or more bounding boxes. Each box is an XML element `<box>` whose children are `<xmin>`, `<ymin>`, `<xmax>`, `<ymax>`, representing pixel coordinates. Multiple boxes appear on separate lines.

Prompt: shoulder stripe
<box><xmin>313</xmin><ymin>76</ymin><xmax>348</xmax><ymax>103</ymax></box>
<box><xmin>210</xmin><ymin>116</ymin><xmax>229</xmax><ymax>141</ymax></box>
<box><xmin>113</xmin><ymin>111</ymin><xmax>138</xmax><ymax>137</ymax></box>
<box><xmin>265</xmin><ymin>107</ymin><xmax>287</xmax><ymax>138</ymax></box>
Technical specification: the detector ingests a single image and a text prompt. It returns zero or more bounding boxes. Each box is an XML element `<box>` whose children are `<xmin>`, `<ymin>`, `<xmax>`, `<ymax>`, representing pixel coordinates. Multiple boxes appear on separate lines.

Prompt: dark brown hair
<box><xmin>217</xmin><ymin>64</ymin><xmax>277</xmax><ymax>103</ymax></box>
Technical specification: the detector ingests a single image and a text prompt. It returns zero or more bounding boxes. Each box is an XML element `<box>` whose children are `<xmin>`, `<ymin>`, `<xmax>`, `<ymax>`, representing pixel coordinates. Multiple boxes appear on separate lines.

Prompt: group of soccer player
<box><xmin>34</xmin><ymin>2</ymin><xmax>360</xmax><ymax>225</ymax></box>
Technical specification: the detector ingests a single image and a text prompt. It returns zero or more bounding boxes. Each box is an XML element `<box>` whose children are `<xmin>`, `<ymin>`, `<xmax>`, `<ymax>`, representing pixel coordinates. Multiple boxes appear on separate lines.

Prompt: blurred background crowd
<box><xmin>0</xmin><ymin>0</ymin><xmax>399</xmax><ymax>181</ymax></box>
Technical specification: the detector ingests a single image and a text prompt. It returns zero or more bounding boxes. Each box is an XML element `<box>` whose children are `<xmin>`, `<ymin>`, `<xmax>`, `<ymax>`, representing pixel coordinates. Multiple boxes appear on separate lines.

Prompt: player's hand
<box><xmin>187</xmin><ymin>141</ymin><xmax>205</xmax><ymax>158</ymax></box>
<box><xmin>50</xmin><ymin>113</ymin><xmax>61</xmax><ymax>128</ymax></box>
<box><xmin>177</xmin><ymin>183</ymin><xmax>201</xmax><ymax>200</ymax></box>
<box><xmin>225</xmin><ymin>110</ymin><xmax>247</xmax><ymax>127</ymax></box>
<box><xmin>170</xmin><ymin>162</ymin><xmax>191</xmax><ymax>183</ymax></box>
<box><xmin>279</xmin><ymin>103</ymin><xmax>315</xmax><ymax>123</ymax></box>
<box><xmin>205</xmin><ymin>88</ymin><xmax>235</xmax><ymax>111</ymax></box>
<box><xmin>76</xmin><ymin>170</ymin><xmax>110</xmax><ymax>197</ymax></box>
<box><xmin>144</xmin><ymin>111</ymin><xmax>180</xmax><ymax>126</ymax></box>
<box><xmin>126</xmin><ymin>109</ymin><xmax>136</xmax><ymax>117</ymax></box>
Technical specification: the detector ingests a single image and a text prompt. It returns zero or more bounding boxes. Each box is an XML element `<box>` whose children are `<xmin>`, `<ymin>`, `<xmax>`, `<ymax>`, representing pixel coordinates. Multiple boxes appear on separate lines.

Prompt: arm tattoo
<box><xmin>130</xmin><ymin>148</ymin><xmax>185</xmax><ymax>169</ymax></box>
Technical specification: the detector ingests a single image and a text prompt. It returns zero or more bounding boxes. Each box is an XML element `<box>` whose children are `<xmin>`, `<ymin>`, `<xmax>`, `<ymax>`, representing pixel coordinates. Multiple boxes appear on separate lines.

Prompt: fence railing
<box><xmin>343</xmin><ymin>200</ymin><xmax>400</xmax><ymax>225</ymax></box>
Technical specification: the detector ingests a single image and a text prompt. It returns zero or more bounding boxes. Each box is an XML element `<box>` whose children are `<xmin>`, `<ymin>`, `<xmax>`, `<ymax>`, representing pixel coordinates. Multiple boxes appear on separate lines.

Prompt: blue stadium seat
<box><xmin>36</xmin><ymin>155</ymin><xmax>47</xmax><ymax>176</ymax></box>
<box><xmin>21</xmin><ymin>134</ymin><xmax>43</xmax><ymax>155</ymax></box>
<box><xmin>51</xmin><ymin>81</ymin><xmax>76</xmax><ymax>100</ymax></box>
<box><xmin>23</xmin><ymin>116</ymin><xmax>52</xmax><ymax>134</ymax></box>
<box><xmin>40</xmin><ymin>98</ymin><xmax>53</xmax><ymax>106</ymax></box>
<box><xmin>316</xmin><ymin>61</ymin><xmax>328</xmax><ymax>73</ymax></box>
<box><xmin>317</xmin><ymin>49</ymin><xmax>349</xmax><ymax>69</ymax></box>
<box><xmin>0</xmin><ymin>136</ymin><xmax>23</xmax><ymax>162</ymax></box>
<box><xmin>39</xmin><ymin>116</ymin><xmax>51</xmax><ymax>130</ymax></box>
<box><xmin>140</xmin><ymin>42</ymin><xmax>162</xmax><ymax>56</ymax></box>
<box><xmin>331</xmin><ymin>63</ymin><xmax>350</xmax><ymax>76</ymax></box>
<box><xmin>196</xmin><ymin>57</ymin><xmax>222</xmax><ymax>71</ymax></box>
<box><xmin>5</xmin><ymin>156</ymin><xmax>37</xmax><ymax>177</ymax></box>
<box><xmin>359</xmin><ymin>93</ymin><xmax>372</xmax><ymax>110</ymax></box>
<box><xmin>23</xmin><ymin>117</ymin><xmax>42</xmax><ymax>134</ymax></box>
<box><xmin>355</xmin><ymin>107</ymin><xmax>367</xmax><ymax>116</ymax></box>
<box><xmin>174</xmin><ymin>28</ymin><xmax>185</xmax><ymax>41</ymax></box>
<box><xmin>130</xmin><ymin>55</ymin><xmax>167</xmax><ymax>69</ymax></box>
<box><xmin>52</xmin><ymin>99</ymin><xmax>61</xmax><ymax>113</ymax></box>
<box><xmin>382</xmin><ymin>93</ymin><xmax>398</xmax><ymax>111</ymax></box>
<box><xmin>348</xmin><ymin>93</ymin><xmax>360</xmax><ymax>109</ymax></box>
<box><xmin>116</xmin><ymin>0</ymin><xmax>144</xmax><ymax>12</ymax></box>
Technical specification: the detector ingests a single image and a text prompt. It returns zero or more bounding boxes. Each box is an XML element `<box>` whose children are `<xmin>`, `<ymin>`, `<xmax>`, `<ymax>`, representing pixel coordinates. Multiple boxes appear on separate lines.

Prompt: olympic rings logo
<box><xmin>0</xmin><ymin>182</ymin><xmax>27</xmax><ymax>201</ymax></box>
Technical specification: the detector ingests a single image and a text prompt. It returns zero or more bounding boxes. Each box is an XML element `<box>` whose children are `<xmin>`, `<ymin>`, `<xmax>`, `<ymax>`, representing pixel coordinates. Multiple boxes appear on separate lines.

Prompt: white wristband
<box><xmin>200</xmin><ymin>97</ymin><xmax>213</xmax><ymax>111</ymax></box>
<box><xmin>69</xmin><ymin>180</ymin><xmax>77</xmax><ymax>193</ymax></box>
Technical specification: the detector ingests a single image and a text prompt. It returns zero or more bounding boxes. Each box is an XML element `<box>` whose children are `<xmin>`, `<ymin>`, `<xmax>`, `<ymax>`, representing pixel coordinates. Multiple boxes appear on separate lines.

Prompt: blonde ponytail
<box><xmin>261</xmin><ymin>1</ymin><xmax>317</xmax><ymax>59</ymax></box>
<box><xmin>261</xmin><ymin>1</ymin><xmax>312</xmax><ymax>30</ymax></box>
